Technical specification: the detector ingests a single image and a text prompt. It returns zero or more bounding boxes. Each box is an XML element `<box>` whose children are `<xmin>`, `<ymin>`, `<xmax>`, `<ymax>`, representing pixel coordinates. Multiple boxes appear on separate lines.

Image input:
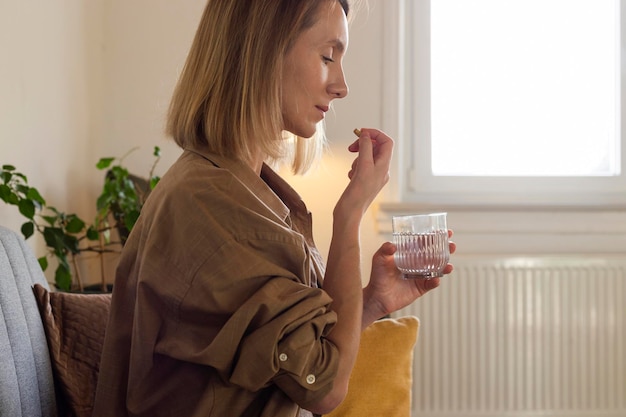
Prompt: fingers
<box><xmin>347</xmin><ymin>128</ymin><xmax>394</xmax><ymax>183</ymax></box>
<box><xmin>347</xmin><ymin>158</ymin><xmax>357</xmax><ymax>179</ymax></box>
<box><xmin>421</xmin><ymin>277</ymin><xmax>441</xmax><ymax>291</ymax></box>
<box><xmin>448</xmin><ymin>229</ymin><xmax>456</xmax><ymax>255</ymax></box>
<box><xmin>449</xmin><ymin>241</ymin><xmax>457</xmax><ymax>255</ymax></box>
<box><xmin>348</xmin><ymin>128</ymin><xmax>394</xmax><ymax>156</ymax></box>
<box><xmin>371</xmin><ymin>241</ymin><xmax>397</xmax><ymax>267</ymax></box>
<box><xmin>374</xmin><ymin>241</ymin><xmax>397</xmax><ymax>259</ymax></box>
<box><xmin>444</xmin><ymin>229</ymin><xmax>455</xmax><ymax>274</ymax></box>
<box><xmin>349</xmin><ymin>130</ymin><xmax>375</xmax><ymax>163</ymax></box>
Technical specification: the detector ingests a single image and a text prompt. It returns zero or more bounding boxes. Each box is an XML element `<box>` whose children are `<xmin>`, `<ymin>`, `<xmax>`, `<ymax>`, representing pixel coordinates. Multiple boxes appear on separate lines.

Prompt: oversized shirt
<box><xmin>92</xmin><ymin>146</ymin><xmax>339</xmax><ymax>417</ymax></box>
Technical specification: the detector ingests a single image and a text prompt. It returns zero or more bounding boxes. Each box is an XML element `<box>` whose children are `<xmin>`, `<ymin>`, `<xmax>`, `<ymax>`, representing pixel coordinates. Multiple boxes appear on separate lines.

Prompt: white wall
<box><xmin>1</xmin><ymin>0</ymin><xmax>388</xmax><ymax>282</ymax></box>
<box><xmin>1</xmin><ymin>1</ymin><xmax>97</xmax><ymax>254</ymax></box>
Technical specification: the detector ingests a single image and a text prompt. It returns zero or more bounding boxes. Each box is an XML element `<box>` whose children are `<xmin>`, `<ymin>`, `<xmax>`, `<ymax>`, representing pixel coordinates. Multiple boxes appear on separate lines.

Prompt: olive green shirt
<box><xmin>93</xmin><ymin>147</ymin><xmax>339</xmax><ymax>417</ymax></box>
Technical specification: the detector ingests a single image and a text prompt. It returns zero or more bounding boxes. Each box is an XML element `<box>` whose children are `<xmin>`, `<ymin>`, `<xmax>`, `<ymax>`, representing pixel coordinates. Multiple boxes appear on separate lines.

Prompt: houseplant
<box><xmin>0</xmin><ymin>146</ymin><xmax>162</xmax><ymax>292</ymax></box>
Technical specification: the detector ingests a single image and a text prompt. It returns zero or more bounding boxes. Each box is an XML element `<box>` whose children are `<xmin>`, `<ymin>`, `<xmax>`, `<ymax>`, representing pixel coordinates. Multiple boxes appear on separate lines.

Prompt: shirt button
<box><xmin>279</xmin><ymin>353</ymin><xmax>288</xmax><ymax>362</ymax></box>
<box><xmin>306</xmin><ymin>374</ymin><xmax>316</xmax><ymax>385</ymax></box>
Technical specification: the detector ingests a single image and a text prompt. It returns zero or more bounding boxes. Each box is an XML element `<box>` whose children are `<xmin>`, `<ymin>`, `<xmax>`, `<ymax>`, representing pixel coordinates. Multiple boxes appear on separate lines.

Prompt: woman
<box><xmin>93</xmin><ymin>1</ymin><xmax>455</xmax><ymax>416</ymax></box>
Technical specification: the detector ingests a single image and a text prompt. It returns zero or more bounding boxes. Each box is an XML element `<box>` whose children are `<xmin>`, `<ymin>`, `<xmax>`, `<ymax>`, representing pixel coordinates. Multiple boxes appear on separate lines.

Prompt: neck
<box><xmin>250</xmin><ymin>151</ymin><xmax>265</xmax><ymax>176</ymax></box>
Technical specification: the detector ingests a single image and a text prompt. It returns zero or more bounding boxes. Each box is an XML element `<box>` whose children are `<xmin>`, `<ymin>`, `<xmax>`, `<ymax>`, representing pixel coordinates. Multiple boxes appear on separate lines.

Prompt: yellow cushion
<box><xmin>325</xmin><ymin>316</ymin><xmax>419</xmax><ymax>417</ymax></box>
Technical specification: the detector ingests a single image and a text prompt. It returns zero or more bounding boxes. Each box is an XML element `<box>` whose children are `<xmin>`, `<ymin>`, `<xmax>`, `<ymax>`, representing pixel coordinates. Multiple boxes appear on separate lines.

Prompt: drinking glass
<box><xmin>392</xmin><ymin>212</ymin><xmax>450</xmax><ymax>279</ymax></box>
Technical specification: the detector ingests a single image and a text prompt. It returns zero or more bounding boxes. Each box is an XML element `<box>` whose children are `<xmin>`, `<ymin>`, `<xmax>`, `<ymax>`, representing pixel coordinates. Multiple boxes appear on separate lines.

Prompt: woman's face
<box><xmin>281</xmin><ymin>2</ymin><xmax>349</xmax><ymax>138</ymax></box>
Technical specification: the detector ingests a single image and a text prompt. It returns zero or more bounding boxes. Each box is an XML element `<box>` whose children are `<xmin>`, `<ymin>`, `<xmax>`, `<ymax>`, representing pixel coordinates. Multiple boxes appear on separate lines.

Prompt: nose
<box><xmin>328</xmin><ymin>67</ymin><xmax>349</xmax><ymax>99</ymax></box>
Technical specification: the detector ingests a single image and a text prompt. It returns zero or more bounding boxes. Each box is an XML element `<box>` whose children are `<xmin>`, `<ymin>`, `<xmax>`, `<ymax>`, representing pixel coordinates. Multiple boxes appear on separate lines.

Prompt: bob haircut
<box><xmin>166</xmin><ymin>0</ymin><xmax>353</xmax><ymax>174</ymax></box>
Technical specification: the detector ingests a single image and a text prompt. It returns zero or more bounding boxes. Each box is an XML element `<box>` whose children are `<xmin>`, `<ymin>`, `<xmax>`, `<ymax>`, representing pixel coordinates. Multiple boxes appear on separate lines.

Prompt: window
<box><xmin>385</xmin><ymin>0</ymin><xmax>626</xmax><ymax>208</ymax></box>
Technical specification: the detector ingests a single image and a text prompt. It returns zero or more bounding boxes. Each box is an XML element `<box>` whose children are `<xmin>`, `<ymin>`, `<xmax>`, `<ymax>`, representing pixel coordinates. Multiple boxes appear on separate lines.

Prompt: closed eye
<box><xmin>322</xmin><ymin>56</ymin><xmax>334</xmax><ymax>63</ymax></box>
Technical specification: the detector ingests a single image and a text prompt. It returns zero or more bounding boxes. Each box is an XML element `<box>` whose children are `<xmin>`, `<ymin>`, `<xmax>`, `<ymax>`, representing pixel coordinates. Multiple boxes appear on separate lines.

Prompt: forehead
<box><xmin>301</xmin><ymin>1</ymin><xmax>349</xmax><ymax>51</ymax></box>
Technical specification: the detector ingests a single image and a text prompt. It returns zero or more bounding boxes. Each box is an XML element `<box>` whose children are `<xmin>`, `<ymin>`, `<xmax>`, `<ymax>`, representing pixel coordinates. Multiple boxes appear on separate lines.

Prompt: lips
<box><xmin>316</xmin><ymin>105</ymin><xmax>329</xmax><ymax>113</ymax></box>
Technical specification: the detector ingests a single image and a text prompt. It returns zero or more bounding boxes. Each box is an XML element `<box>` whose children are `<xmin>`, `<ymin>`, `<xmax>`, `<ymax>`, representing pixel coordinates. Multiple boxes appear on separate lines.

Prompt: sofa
<box><xmin>0</xmin><ymin>225</ymin><xmax>419</xmax><ymax>417</ymax></box>
<box><xmin>0</xmin><ymin>225</ymin><xmax>111</xmax><ymax>417</ymax></box>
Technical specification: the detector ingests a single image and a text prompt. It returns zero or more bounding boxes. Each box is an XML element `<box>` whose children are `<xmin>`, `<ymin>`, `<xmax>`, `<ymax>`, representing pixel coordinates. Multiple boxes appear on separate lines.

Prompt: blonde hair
<box><xmin>166</xmin><ymin>0</ymin><xmax>354</xmax><ymax>174</ymax></box>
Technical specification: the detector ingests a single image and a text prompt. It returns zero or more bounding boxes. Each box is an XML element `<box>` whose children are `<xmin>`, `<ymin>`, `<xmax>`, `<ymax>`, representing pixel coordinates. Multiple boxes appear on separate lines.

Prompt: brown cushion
<box><xmin>325</xmin><ymin>316</ymin><xmax>420</xmax><ymax>417</ymax></box>
<box><xmin>33</xmin><ymin>284</ymin><xmax>112</xmax><ymax>417</ymax></box>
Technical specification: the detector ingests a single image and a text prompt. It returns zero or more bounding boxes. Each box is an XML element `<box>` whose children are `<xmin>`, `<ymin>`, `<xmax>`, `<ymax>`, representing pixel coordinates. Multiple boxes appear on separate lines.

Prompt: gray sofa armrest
<box><xmin>0</xmin><ymin>226</ymin><xmax>57</xmax><ymax>417</ymax></box>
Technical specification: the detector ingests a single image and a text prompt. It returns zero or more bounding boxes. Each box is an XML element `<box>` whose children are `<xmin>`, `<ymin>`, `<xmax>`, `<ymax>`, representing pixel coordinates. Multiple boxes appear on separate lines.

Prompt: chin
<box><xmin>287</xmin><ymin>127</ymin><xmax>316</xmax><ymax>139</ymax></box>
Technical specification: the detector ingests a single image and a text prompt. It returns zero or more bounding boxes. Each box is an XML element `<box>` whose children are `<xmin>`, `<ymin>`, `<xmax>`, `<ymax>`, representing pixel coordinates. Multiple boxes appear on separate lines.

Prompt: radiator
<box><xmin>399</xmin><ymin>256</ymin><xmax>626</xmax><ymax>417</ymax></box>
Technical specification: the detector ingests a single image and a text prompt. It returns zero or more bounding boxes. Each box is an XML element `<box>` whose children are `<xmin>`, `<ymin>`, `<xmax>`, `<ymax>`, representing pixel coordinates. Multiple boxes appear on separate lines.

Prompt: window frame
<box><xmin>381</xmin><ymin>0</ymin><xmax>626</xmax><ymax>211</ymax></box>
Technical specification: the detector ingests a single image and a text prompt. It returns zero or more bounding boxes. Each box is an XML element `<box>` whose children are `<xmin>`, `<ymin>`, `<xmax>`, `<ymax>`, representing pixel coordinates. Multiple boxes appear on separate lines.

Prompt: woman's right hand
<box><xmin>319</xmin><ymin>128</ymin><xmax>395</xmax><ymax>414</ymax></box>
<box><xmin>337</xmin><ymin>128</ymin><xmax>393</xmax><ymax>217</ymax></box>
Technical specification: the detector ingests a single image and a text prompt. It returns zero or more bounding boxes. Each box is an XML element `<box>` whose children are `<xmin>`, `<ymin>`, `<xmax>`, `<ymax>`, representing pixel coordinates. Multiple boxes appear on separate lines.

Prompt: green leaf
<box><xmin>13</xmin><ymin>172</ymin><xmax>27</xmax><ymax>183</ymax></box>
<box><xmin>54</xmin><ymin>263</ymin><xmax>72</xmax><ymax>292</ymax></box>
<box><xmin>153</xmin><ymin>146</ymin><xmax>161</xmax><ymax>157</ymax></box>
<box><xmin>41</xmin><ymin>215</ymin><xmax>58</xmax><ymax>226</ymax></box>
<box><xmin>86</xmin><ymin>226</ymin><xmax>99</xmax><ymax>241</ymax></box>
<box><xmin>26</xmin><ymin>187</ymin><xmax>46</xmax><ymax>205</ymax></box>
<box><xmin>43</xmin><ymin>227</ymin><xmax>67</xmax><ymax>254</ymax></box>
<box><xmin>5</xmin><ymin>191</ymin><xmax>19</xmax><ymax>205</ymax></box>
<box><xmin>124</xmin><ymin>210</ymin><xmax>141</xmax><ymax>231</ymax></box>
<box><xmin>38</xmin><ymin>256</ymin><xmax>48</xmax><ymax>271</ymax></box>
<box><xmin>0</xmin><ymin>184</ymin><xmax>11</xmax><ymax>201</ymax></box>
<box><xmin>15</xmin><ymin>184</ymin><xmax>29</xmax><ymax>195</ymax></box>
<box><xmin>18</xmin><ymin>199</ymin><xmax>36</xmax><ymax>219</ymax></box>
<box><xmin>110</xmin><ymin>165</ymin><xmax>129</xmax><ymax>178</ymax></box>
<box><xmin>1</xmin><ymin>164</ymin><xmax>16</xmax><ymax>171</ymax></box>
<box><xmin>21</xmin><ymin>222</ymin><xmax>34</xmax><ymax>239</ymax></box>
<box><xmin>96</xmin><ymin>193</ymin><xmax>113</xmax><ymax>211</ymax></box>
<box><xmin>149</xmin><ymin>176</ymin><xmax>160</xmax><ymax>190</ymax></box>
<box><xmin>65</xmin><ymin>215</ymin><xmax>85</xmax><ymax>234</ymax></box>
<box><xmin>96</xmin><ymin>157</ymin><xmax>115</xmax><ymax>170</ymax></box>
<box><xmin>62</xmin><ymin>234</ymin><xmax>80</xmax><ymax>254</ymax></box>
<box><xmin>1</xmin><ymin>171</ymin><xmax>11</xmax><ymax>184</ymax></box>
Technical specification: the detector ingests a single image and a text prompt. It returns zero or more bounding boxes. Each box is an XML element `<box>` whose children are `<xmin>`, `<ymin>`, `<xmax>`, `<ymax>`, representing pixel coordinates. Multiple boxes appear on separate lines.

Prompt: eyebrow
<box><xmin>328</xmin><ymin>38</ymin><xmax>346</xmax><ymax>53</ymax></box>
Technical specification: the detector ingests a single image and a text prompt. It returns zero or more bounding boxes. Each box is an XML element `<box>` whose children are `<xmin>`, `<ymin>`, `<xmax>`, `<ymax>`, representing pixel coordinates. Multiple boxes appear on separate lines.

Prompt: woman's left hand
<box><xmin>362</xmin><ymin>230</ymin><xmax>456</xmax><ymax>327</ymax></box>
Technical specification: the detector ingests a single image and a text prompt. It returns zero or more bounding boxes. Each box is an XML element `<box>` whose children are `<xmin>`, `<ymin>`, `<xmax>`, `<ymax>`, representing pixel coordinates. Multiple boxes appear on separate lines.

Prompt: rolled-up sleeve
<box><xmin>157</xmin><ymin>276</ymin><xmax>339</xmax><ymax>409</ymax></box>
<box><xmin>229</xmin><ymin>278</ymin><xmax>339</xmax><ymax>407</ymax></box>
<box><xmin>224</xmin><ymin>278</ymin><xmax>338</xmax><ymax>405</ymax></box>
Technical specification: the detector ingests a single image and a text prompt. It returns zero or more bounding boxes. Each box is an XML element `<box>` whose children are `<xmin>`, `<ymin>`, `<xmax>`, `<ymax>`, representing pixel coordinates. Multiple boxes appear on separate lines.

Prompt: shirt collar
<box><xmin>185</xmin><ymin>146</ymin><xmax>293</xmax><ymax>222</ymax></box>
